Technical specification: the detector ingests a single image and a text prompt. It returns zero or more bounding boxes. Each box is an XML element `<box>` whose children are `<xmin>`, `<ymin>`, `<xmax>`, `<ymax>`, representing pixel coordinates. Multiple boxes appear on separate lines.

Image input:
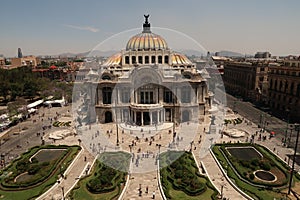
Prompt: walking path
<box><xmin>124</xmin><ymin>172</ymin><xmax>162</xmax><ymax>200</ymax></box>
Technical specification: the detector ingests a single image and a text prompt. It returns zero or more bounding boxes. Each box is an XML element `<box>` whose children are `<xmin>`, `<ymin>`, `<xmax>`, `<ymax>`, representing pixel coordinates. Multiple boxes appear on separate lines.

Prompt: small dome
<box><xmin>171</xmin><ymin>53</ymin><xmax>192</xmax><ymax>65</ymax></box>
<box><xmin>126</xmin><ymin>15</ymin><xmax>168</xmax><ymax>51</ymax></box>
<box><xmin>103</xmin><ymin>53</ymin><xmax>122</xmax><ymax>66</ymax></box>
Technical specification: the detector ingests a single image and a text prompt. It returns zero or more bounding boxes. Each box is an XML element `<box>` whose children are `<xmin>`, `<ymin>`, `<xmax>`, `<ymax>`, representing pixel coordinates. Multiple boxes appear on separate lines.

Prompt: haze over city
<box><xmin>1</xmin><ymin>0</ymin><xmax>300</xmax><ymax>57</ymax></box>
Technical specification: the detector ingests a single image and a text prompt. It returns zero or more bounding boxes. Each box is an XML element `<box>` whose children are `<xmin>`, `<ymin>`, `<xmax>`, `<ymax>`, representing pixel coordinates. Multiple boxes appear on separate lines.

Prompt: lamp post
<box><xmin>61</xmin><ymin>186</ymin><xmax>65</xmax><ymax>200</ymax></box>
<box><xmin>288</xmin><ymin>128</ymin><xmax>293</xmax><ymax>148</ymax></box>
<box><xmin>173</xmin><ymin>98</ymin><xmax>176</xmax><ymax>134</ymax></box>
<box><xmin>284</xmin><ymin>109</ymin><xmax>290</xmax><ymax>146</ymax></box>
<box><xmin>190</xmin><ymin>141</ymin><xmax>194</xmax><ymax>152</ymax></box>
<box><xmin>156</xmin><ymin>144</ymin><xmax>161</xmax><ymax>154</ymax></box>
<box><xmin>115</xmin><ymin>102</ymin><xmax>119</xmax><ymax>146</ymax></box>
<box><xmin>288</xmin><ymin>123</ymin><xmax>300</xmax><ymax>195</ymax></box>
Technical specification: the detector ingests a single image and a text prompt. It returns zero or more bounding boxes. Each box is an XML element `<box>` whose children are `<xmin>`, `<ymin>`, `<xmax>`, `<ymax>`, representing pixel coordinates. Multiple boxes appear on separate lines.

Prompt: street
<box><xmin>226</xmin><ymin>93</ymin><xmax>300</xmax><ymax>155</ymax></box>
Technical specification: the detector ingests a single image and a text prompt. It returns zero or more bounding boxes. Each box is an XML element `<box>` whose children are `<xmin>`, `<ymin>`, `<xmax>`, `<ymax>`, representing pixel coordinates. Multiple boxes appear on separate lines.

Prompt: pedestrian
<box><xmin>146</xmin><ymin>186</ymin><xmax>148</xmax><ymax>193</ymax></box>
<box><xmin>152</xmin><ymin>191</ymin><xmax>155</xmax><ymax>199</ymax></box>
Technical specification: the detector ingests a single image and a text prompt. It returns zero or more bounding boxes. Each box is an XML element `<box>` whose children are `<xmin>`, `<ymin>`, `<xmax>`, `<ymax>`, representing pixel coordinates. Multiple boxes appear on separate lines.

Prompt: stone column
<box><xmin>134</xmin><ymin>111</ymin><xmax>136</xmax><ymax>124</ymax></box>
<box><xmin>159</xmin><ymin>87</ymin><xmax>163</xmax><ymax>104</ymax></box>
<box><xmin>130</xmin><ymin>89</ymin><xmax>134</xmax><ymax>104</ymax></box>
<box><xmin>158</xmin><ymin>110</ymin><xmax>160</xmax><ymax>123</ymax></box>
<box><xmin>98</xmin><ymin>88</ymin><xmax>103</xmax><ymax>104</ymax></box>
<box><xmin>150</xmin><ymin>111</ymin><xmax>153</xmax><ymax>125</ymax></box>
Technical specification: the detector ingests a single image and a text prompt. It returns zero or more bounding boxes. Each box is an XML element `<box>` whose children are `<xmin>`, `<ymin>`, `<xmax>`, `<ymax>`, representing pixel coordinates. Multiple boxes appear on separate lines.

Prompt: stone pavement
<box><xmin>124</xmin><ymin>172</ymin><xmax>162</xmax><ymax>200</ymax></box>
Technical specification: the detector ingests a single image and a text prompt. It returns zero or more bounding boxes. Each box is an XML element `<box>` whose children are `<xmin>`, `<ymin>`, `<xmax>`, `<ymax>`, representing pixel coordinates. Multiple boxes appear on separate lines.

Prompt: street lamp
<box><xmin>61</xmin><ymin>186</ymin><xmax>65</xmax><ymax>200</ymax></box>
<box><xmin>288</xmin><ymin>123</ymin><xmax>300</xmax><ymax>195</ymax></box>
<box><xmin>156</xmin><ymin>144</ymin><xmax>161</xmax><ymax>154</ymax></box>
<box><xmin>190</xmin><ymin>141</ymin><xmax>194</xmax><ymax>152</ymax></box>
<box><xmin>115</xmin><ymin>102</ymin><xmax>119</xmax><ymax>146</ymax></box>
<box><xmin>284</xmin><ymin>109</ymin><xmax>290</xmax><ymax>146</ymax></box>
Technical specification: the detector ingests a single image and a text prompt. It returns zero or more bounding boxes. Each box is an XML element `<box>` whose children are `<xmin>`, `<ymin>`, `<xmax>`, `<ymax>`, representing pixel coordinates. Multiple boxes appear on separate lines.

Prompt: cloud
<box><xmin>64</xmin><ymin>24</ymin><xmax>99</xmax><ymax>32</ymax></box>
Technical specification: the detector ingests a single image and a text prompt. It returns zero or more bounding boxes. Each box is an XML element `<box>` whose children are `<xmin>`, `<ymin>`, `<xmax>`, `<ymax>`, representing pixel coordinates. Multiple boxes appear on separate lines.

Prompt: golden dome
<box><xmin>171</xmin><ymin>53</ymin><xmax>192</xmax><ymax>65</ymax></box>
<box><xmin>103</xmin><ymin>53</ymin><xmax>121</xmax><ymax>66</ymax></box>
<box><xmin>126</xmin><ymin>15</ymin><xmax>168</xmax><ymax>51</ymax></box>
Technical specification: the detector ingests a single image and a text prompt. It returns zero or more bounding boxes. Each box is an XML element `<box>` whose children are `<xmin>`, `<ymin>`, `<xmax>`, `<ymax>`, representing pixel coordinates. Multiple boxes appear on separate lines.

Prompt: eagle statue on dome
<box><xmin>144</xmin><ymin>14</ymin><xmax>150</xmax><ymax>24</ymax></box>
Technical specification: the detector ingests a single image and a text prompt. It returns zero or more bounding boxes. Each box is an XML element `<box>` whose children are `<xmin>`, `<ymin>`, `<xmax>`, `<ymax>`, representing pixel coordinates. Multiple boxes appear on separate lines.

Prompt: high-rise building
<box><xmin>18</xmin><ymin>48</ymin><xmax>23</xmax><ymax>58</ymax></box>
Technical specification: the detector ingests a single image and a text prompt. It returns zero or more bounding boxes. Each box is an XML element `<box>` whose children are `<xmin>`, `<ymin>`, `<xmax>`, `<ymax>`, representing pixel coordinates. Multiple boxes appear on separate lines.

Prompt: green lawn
<box><xmin>160</xmin><ymin>151</ymin><xmax>218</xmax><ymax>200</ymax></box>
<box><xmin>0</xmin><ymin>145</ymin><xmax>81</xmax><ymax>200</ymax></box>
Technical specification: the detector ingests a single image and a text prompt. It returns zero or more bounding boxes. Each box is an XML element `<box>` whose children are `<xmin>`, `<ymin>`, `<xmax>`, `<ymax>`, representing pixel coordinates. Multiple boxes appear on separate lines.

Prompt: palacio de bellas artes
<box><xmin>72</xmin><ymin>15</ymin><xmax>225</xmax><ymax>168</ymax></box>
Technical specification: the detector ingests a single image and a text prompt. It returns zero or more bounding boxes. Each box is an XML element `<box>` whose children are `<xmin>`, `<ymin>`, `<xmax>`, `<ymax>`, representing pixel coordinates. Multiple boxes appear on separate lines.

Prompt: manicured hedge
<box><xmin>160</xmin><ymin>151</ymin><xmax>218</xmax><ymax>199</ymax></box>
<box><xmin>0</xmin><ymin>145</ymin><xmax>80</xmax><ymax>190</ymax></box>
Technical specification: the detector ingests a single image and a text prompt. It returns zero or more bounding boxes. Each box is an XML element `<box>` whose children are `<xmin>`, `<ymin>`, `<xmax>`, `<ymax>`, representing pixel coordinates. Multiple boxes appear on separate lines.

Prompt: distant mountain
<box><xmin>215</xmin><ymin>50</ymin><xmax>246</xmax><ymax>58</ymax></box>
<box><xmin>54</xmin><ymin>50</ymin><xmax>118</xmax><ymax>58</ymax></box>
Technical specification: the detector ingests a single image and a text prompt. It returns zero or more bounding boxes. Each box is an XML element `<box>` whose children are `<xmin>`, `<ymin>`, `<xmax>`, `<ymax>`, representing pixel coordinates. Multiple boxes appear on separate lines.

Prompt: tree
<box><xmin>0</xmin><ymin>81</ymin><xmax>10</xmax><ymax>101</ymax></box>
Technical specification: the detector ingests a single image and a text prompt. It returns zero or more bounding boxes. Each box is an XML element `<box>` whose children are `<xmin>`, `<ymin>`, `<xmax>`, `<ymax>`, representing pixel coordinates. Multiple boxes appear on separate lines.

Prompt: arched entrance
<box><xmin>182</xmin><ymin>110</ymin><xmax>190</xmax><ymax>122</ymax></box>
<box><xmin>105</xmin><ymin>111</ymin><xmax>113</xmax><ymax>123</ymax></box>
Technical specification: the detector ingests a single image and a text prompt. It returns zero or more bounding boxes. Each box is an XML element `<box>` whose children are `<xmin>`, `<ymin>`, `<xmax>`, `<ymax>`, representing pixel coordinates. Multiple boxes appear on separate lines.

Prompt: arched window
<box><xmin>132</xmin><ymin>56</ymin><xmax>136</xmax><ymax>64</ymax></box>
<box><xmin>138</xmin><ymin>56</ymin><xmax>143</xmax><ymax>64</ymax></box>
<box><xmin>151</xmin><ymin>56</ymin><xmax>156</xmax><ymax>64</ymax></box>
<box><xmin>164</xmin><ymin>55</ymin><xmax>169</xmax><ymax>64</ymax></box>
<box><xmin>125</xmin><ymin>56</ymin><xmax>129</xmax><ymax>64</ymax></box>
<box><xmin>182</xmin><ymin>110</ymin><xmax>190</xmax><ymax>122</ymax></box>
<box><xmin>290</xmin><ymin>82</ymin><xmax>294</xmax><ymax>95</ymax></box>
<box><xmin>145</xmin><ymin>56</ymin><xmax>149</xmax><ymax>64</ymax></box>
<box><xmin>158</xmin><ymin>56</ymin><xmax>162</xmax><ymax>64</ymax></box>
<box><xmin>181</xmin><ymin>86</ymin><xmax>191</xmax><ymax>103</ymax></box>
<box><xmin>105</xmin><ymin>111</ymin><xmax>113</xmax><ymax>123</ymax></box>
<box><xmin>183</xmin><ymin>74</ymin><xmax>191</xmax><ymax>79</ymax></box>
<box><xmin>102</xmin><ymin>75</ymin><xmax>111</xmax><ymax>80</ymax></box>
<box><xmin>297</xmin><ymin>83</ymin><xmax>300</xmax><ymax>97</ymax></box>
<box><xmin>274</xmin><ymin>80</ymin><xmax>278</xmax><ymax>90</ymax></box>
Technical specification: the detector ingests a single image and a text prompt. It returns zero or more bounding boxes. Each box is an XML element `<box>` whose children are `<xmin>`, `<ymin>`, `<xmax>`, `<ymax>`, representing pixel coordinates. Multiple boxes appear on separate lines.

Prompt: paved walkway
<box><xmin>124</xmin><ymin>172</ymin><xmax>162</xmax><ymax>200</ymax></box>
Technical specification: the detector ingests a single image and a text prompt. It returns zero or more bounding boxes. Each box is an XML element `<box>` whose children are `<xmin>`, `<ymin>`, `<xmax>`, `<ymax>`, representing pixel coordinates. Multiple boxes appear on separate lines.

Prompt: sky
<box><xmin>1</xmin><ymin>0</ymin><xmax>300</xmax><ymax>57</ymax></box>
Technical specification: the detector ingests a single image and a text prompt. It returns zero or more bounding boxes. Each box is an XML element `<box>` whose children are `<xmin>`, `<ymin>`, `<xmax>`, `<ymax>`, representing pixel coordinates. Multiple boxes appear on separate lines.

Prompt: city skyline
<box><xmin>1</xmin><ymin>0</ymin><xmax>300</xmax><ymax>57</ymax></box>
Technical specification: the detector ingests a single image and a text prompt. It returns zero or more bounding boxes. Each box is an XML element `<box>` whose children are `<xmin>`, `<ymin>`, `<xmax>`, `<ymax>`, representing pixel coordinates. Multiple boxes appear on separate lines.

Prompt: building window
<box><xmin>163</xmin><ymin>89</ymin><xmax>173</xmax><ymax>103</ymax></box>
<box><xmin>164</xmin><ymin>55</ymin><xmax>169</xmax><ymax>64</ymax></box>
<box><xmin>138</xmin><ymin>56</ymin><xmax>143</xmax><ymax>64</ymax></box>
<box><xmin>158</xmin><ymin>56</ymin><xmax>162</xmax><ymax>64</ymax></box>
<box><xmin>297</xmin><ymin>84</ymin><xmax>300</xmax><ymax>97</ymax></box>
<box><xmin>181</xmin><ymin>87</ymin><xmax>191</xmax><ymax>103</ymax></box>
<box><xmin>140</xmin><ymin>91</ymin><xmax>154</xmax><ymax>104</ymax></box>
<box><xmin>125</xmin><ymin>56</ymin><xmax>129</xmax><ymax>64</ymax></box>
<box><xmin>103</xmin><ymin>87</ymin><xmax>112</xmax><ymax>104</ymax></box>
<box><xmin>132</xmin><ymin>56</ymin><xmax>136</xmax><ymax>64</ymax></box>
<box><xmin>121</xmin><ymin>90</ymin><xmax>130</xmax><ymax>103</ymax></box>
<box><xmin>290</xmin><ymin>82</ymin><xmax>294</xmax><ymax>95</ymax></box>
<box><xmin>145</xmin><ymin>56</ymin><xmax>149</xmax><ymax>64</ymax></box>
<box><xmin>151</xmin><ymin>56</ymin><xmax>156</xmax><ymax>63</ymax></box>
